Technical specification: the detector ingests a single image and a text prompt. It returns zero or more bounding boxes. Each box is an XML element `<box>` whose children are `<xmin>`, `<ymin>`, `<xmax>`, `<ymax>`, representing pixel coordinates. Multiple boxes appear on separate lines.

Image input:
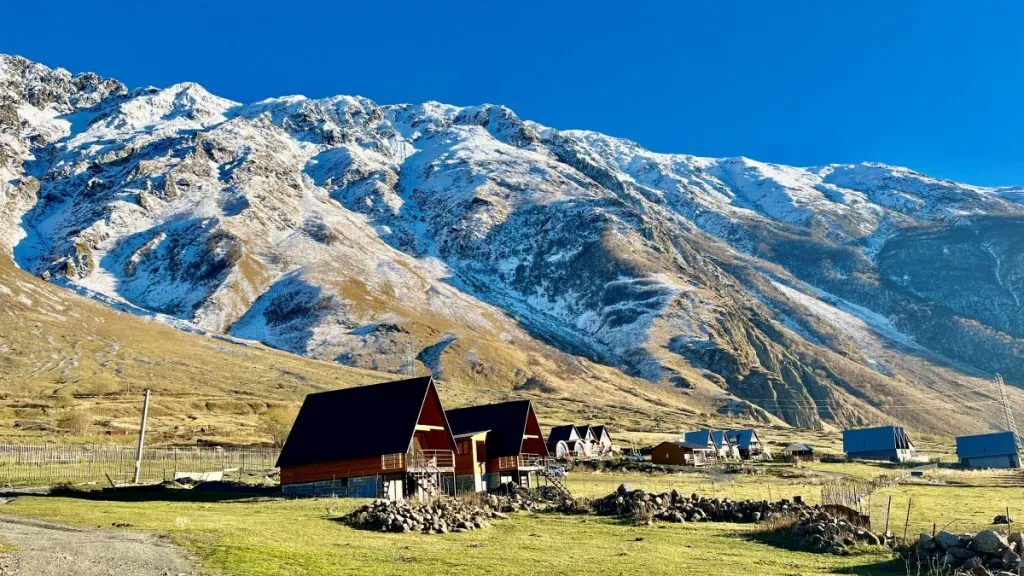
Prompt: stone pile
<box><xmin>914</xmin><ymin>529</ymin><xmax>1023</xmax><ymax>575</ymax></box>
<box><xmin>485</xmin><ymin>483</ymin><xmax>583</xmax><ymax>513</ymax></box>
<box><xmin>343</xmin><ymin>498</ymin><xmax>503</xmax><ymax>534</ymax></box>
<box><xmin>592</xmin><ymin>483</ymin><xmax>813</xmax><ymax>525</ymax></box>
<box><xmin>792</xmin><ymin>509</ymin><xmax>884</xmax><ymax>555</ymax></box>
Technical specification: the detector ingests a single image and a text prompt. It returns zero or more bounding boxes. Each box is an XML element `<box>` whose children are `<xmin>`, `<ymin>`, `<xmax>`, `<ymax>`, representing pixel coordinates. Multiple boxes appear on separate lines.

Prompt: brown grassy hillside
<box><xmin>0</xmin><ymin>255</ymin><xmax>733</xmax><ymax>445</ymax></box>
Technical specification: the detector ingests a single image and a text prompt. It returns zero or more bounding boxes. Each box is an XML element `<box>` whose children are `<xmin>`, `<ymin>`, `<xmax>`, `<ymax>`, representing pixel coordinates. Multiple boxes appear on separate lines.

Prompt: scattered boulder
<box><xmin>912</xmin><ymin>529</ymin><xmax>1022</xmax><ymax>574</ymax></box>
<box><xmin>972</xmin><ymin>530</ymin><xmax>1010</xmax><ymax>556</ymax></box>
<box><xmin>937</xmin><ymin>530</ymin><xmax>964</xmax><ymax>550</ymax></box>
<box><xmin>343</xmin><ymin>498</ymin><xmax>500</xmax><ymax>534</ymax></box>
<box><xmin>592</xmin><ymin>486</ymin><xmax>814</xmax><ymax>526</ymax></box>
<box><xmin>791</xmin><ymin>510</ymin><xmax>884</xmax><ymax>555</ymax></box>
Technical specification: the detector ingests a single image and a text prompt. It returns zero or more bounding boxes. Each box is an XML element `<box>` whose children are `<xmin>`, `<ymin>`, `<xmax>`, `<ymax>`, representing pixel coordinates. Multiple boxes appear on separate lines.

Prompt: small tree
<box><xmin>57</xmin><ymin>408</ymin><xmax>92</xmax><ymax>435</ymax></box>
<box><xmin>258</xmin><ymin>406</ymin><xmax>298</xmax><ymax>447</ymax></box>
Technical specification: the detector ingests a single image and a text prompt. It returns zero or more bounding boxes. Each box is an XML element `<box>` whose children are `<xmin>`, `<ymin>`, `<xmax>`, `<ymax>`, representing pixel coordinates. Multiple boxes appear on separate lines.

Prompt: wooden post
<box><xmin>132</xmin><ymin>390</ymin><xmax>151</xmax><ymax>484</ymax></box>
<box><xmin>883</xmin><ymin>495</ymin><xmax>893</xmax><ymax>536</ymax></box>
<box><xmin>903</xmin><ymin>498</ymin><xmax>912</xmax><ymax>541</ymax></box>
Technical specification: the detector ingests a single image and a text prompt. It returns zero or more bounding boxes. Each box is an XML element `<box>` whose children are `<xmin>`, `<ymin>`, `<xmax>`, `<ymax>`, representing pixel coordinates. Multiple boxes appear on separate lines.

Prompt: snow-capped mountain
<box><xmin>2</xmin><ymin>54</ymin><xmax>1022</xmax><ymax>432</ymax></box>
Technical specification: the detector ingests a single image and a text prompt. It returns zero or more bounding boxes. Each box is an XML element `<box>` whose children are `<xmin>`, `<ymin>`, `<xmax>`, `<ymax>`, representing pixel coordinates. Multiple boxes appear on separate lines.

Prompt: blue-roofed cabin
<box><xmin>684</xmin><ymin>430</ymin><xmax>739</xmax><ymax>459</ymax></box>
<box><xmin>956</xmin><ymin>431</ymin><xmax>1021</xmax><ymax>469</ymax></box>
<box><xmin>842</xmin><ymin>425</ymin><xmax>916</xmax><ymax>462</ymax></box>
<box><xmin>724</xmin><ymin>429</ymin><xmax>772</xmax><ymax>460</ymax></box>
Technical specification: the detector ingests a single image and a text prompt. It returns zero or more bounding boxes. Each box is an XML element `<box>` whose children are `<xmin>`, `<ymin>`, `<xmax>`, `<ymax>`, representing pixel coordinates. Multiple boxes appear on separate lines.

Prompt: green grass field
<box><xmin>3</xmin><ymin>462</ymin><xmax>1022</xmax><ymax>576</ymax></box>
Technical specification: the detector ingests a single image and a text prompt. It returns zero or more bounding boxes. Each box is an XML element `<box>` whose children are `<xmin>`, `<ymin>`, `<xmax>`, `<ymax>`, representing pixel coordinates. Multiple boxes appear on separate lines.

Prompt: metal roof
<box><xmin>576</xmin><ymin>425</ymin><xmax>594</xmax><ymax>440</ymax></box>
<box><xmin>711</xmin><ymin>431</ymin><xmax>729</xmax><ymax>448</ymax></box>
<box><xmin>956</xmin><ymin>431</ymin><xmax>1019</xmax><ymax>459</ymax></box>
<box><xmin>843</xmin><ymin>425</ymin><xmax>913</xmax><ymax>453</ymax></box>
<box><xmin>725</xmin><ymin>429</ymin><xmax>758</xmax><ymax>449</ymax></box>
<box><xmin>447</xmin><ymin>400</ymin><xmax>546</xmax><ymax>458</ymax></box>
<box><xmin>782</xmin><ymin>443</ymin><xmax>813</xmax><ymax>453</ymax></box>
<box><xmin>590</xmin><ymin>425</ymin><xmax>611</xmax><ymax>442</ymax></box>
<box><xmin>547</xmin><ymin>424</ymin><xmax>580</xmax><ymax>443</ymax></box>
<box><xmin>683</xmin><ymin>430</ymin><xmax>723</xmax><ymax>448</ymax></box>
<box><xmin>276</xmin><ymin>376</ymin><xmax>454</xmax><ymax>468</ymax></box>
<box><xmin>664</xmin><ymin>440</ymin><xmax>716</xmax><ymax>451</ymax></box>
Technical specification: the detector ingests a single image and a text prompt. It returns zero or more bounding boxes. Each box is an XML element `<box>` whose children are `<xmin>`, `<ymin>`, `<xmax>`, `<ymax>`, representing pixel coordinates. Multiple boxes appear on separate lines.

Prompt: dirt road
<box><xmin>0</xmin><ymin>514</ymin><xmax>197</xmax><ymax>576</ymax></box>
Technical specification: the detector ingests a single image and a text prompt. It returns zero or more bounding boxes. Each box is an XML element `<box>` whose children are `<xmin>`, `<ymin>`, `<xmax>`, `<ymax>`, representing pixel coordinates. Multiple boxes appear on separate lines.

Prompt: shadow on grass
<box><xmin>831</xmin><ymin>559</ymin><xmax>907</xmax><ymax>575</ymax></box>
<box><xmin>743</xmin><ymin>526</ymin><xmax>905</xmax><ymax>575</ymax></box>
<box><xmin>2</xmin><ymin>482</ymin><xmax>282</xmax><ymax>503</ymax></box>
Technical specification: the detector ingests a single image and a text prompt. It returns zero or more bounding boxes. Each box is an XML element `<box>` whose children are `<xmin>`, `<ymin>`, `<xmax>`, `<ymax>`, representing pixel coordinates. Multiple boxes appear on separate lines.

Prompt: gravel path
<box><xmin>0</xmin><ymin>514</ymin><xmax>197</xmax><ymax>576</ymax></box>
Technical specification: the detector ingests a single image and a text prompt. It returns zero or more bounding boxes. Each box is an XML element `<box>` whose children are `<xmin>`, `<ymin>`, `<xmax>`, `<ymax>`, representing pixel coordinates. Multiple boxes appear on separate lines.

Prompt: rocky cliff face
<box><xmin>2</xmin><ymin>54</ymin><xmax>1021</xmax><ymax>432</ymax></box>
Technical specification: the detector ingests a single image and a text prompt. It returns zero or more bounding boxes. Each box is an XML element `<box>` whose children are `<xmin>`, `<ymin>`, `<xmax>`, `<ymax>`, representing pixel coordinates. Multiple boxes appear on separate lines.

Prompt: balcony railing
<box><xmin>406</xmin><ymin>449</ymin><xmax>455</xmax><ymax>471</ymax></box>
<box><xmin>497</xmin><ymin>453</ymin><xmax>546</xmax><ymax>470</ymax></box>
<box><xmin>380</xmin><ymin>450</ymin><xmax>456</xmax><ymax>471</ymax></box>
<box><xmin>381</xmin><ymin>453</ymin><xmax>405</xmax><ymax>471</ymax></box>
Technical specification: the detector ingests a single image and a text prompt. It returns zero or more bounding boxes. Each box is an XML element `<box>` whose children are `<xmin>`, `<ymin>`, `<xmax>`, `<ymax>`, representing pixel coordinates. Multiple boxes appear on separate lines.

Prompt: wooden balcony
<box><xmin>496</xmin><ymin>453</ymin><xmax>546</xmax><ymax>471</ymax></box>
<box><xmin>405</xmin><ymin>449</ymin><xmax>455</xmax><ymax>472</ymax></box>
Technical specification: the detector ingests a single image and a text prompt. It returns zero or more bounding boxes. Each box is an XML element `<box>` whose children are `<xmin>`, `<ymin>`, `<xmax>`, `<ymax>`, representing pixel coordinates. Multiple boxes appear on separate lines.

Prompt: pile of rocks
<box><xmin>343</xmin><ymin>498</ymin><xmax>503</xmax><ymax>534</ymax></box>
<box><xmin>792</xmin><ymin>510</ymin><xmax>884</xmax><ymax>555</ymax></box>
<box><xmin>592</xmin><ymin>484</ymin><xmax>813</xmax><ymax>525</ymax></box>
<box><xmin>485</xmin><ymin>483</ymin><xmax>583</xmax><ymax>514</ymax></box>
<box><xmin>914</xmin><ymin>529</ymin><xmax>1022</xmax><ymax>575</ymax></box>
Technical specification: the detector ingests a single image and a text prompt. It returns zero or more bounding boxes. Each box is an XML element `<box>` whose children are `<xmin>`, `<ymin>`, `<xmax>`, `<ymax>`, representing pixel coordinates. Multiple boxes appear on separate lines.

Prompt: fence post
<box><xmin>884</xmin><ymin>495</ymin><xmax>893</xmax><ymax>536</ymax></box>
<box><xmin>903</xmin><ymin>498</ymin><xmax>912</xmax><ymax>541</ymax></box>
<box><xmin>133</xmin><ymin>390</ymin><xmax>151</xmax><ymax>484</ymax></box>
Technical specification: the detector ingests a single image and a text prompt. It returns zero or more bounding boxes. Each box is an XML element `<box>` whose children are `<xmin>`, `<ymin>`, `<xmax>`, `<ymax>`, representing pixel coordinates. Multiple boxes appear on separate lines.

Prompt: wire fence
<box><xmin>0</xmin><ymin>444</ymin><xmax>279</xmax><ymax>487</ymax></box>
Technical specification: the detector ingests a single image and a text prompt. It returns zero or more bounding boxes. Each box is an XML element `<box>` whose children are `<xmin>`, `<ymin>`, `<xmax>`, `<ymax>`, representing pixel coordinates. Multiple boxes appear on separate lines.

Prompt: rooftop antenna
<box><xmin>996</xmin><ymin>373</ymin><xmax>1022</xmax><ymax>451</ymax></box>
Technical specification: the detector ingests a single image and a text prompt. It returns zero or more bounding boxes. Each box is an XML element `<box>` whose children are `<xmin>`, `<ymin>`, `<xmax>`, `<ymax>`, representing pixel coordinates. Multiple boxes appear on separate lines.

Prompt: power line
<box><xmin>996</xmin><ymin>373</ymin><xmax>1022</xmax><ymax>451</ymax></box>
<box><xmin>749</xmin><ymin>399</ymin><xmax>1005</xmax><ymax>410</ymax></box>
<box><xmin>725</xmin><ymin>382</ymin><xmax>999</xmax><ymax>404</ymax></box>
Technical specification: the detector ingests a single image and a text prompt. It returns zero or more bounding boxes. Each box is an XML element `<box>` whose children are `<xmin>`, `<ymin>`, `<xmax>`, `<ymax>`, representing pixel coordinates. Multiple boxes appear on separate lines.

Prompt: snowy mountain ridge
<box><xmin>2</xmin><ymin>53</ymin><xmax>1022</xmax><ymax>432</ymax></box>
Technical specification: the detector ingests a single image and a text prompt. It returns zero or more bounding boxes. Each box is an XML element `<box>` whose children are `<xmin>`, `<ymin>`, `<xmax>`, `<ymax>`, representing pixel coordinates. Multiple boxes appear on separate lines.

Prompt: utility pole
<box><xmin>133</xmin><ymin>389</ymin><xmax>151</xmax><ymax>484</ymax></box>
<box><xmin>406</xmin><ymin>340</ymin><xmax>414</xmax><ymax>376</ymax></box>
<box><xmin>996</xmin><ymin>374</ymin><xmax>1022</xmax><ymax>451</ymax></box>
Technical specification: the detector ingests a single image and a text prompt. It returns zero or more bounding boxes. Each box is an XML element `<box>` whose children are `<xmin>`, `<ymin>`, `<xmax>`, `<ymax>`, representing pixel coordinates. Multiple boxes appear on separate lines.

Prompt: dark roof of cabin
<box><xmin>683</xmin><ymin>430</ymin><xmax>715</xmax><ymax>446</ymax></box>
<box><xmin>276</xmin><ymin>376</ymin><xmax>440</xmax><ymax>468</ymax></box>
<box><xmin>576</xmin><ymin>425</ymin><xmax>594</xmax><ymax>439</ymax></box>
<box><xmin>656</xmin><ymin>440</ymin><xmax>714</xmax><ymax>451</ymax></box>
<box><xmin>711</xmin><ymin>431</ymin><xmax>729</xmax><ymax>448</ymax></box>
<box><xmin>956</xmin><ymin>431</ymin><xmax>1019</xmax><ymax>459</ymax></box>
<box><xmin>725</xmin><ymin>429</ymin><xmax>759</xmax><ymax>449</ymax></box>
<box><xmin>782</xmin><ymin>443</ymin><xmax>814</xmax><ymax>453</ymax></box>
<box><xmin>548</xmin><ymin>424</ymin><xmax>579</xmax><ymax>443</ymax></box>
<box><xmin>843</xmin><ymin>425</ymin><xmax>913</xmax><ymax>453</ymax></box>
<box><xmin>446</xmin><ymin>400</ymin><xmax>535</xmax><ymax>459</ymax></box>
<box><xmin>591</xmin><ymin>425</ymin><xmax>610</xmax><ymax>441</ymax></box>
<box><xmin>684</xmin><ymin>429</ymin><xmax>730</xmax><ymax>448</ymax></box>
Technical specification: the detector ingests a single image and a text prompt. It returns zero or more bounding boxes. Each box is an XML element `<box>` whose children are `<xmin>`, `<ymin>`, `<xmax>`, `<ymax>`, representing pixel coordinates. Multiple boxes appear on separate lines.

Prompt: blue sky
<box><xmin>5</xmin><ymin>1</ymin><xmax>1023</xmax><ymax>186</ymax></box>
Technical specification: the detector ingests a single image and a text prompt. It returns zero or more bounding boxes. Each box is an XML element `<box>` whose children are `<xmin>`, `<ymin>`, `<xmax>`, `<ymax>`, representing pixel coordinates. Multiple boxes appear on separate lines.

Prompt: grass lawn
<box><xmin>2</xmin><ymin>464</ymin><xmax>1021</xmax><ymax>575</ymax></box>
<box><xmin>1</xmin><ymin>494</ymin><xmax>893</xmax><ymax>576</ymax></box>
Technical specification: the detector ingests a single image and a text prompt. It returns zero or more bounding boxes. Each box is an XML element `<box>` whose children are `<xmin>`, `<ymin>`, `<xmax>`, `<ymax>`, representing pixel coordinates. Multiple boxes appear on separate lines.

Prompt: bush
<box><xmin>258</xmin><ymin>406</ymin><xmax>298</xmax><ymax>447</ymax></box>
<box><xmin>57</xmin><ymin>408</ymin><xmax>92</xmax><ymax>435</ymax></box>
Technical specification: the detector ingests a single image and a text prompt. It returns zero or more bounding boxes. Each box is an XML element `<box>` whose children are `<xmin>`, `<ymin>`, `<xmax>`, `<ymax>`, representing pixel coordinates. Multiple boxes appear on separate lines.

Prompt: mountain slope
<box><xmin>0</xmin><ymin>253</ymin><xmax>716</xmax><ymax>444</ymax></box>
<box><xmin>2</xmin><ymin>54</ymin><xmax>1021</xmax><ymax>434</ymax></box>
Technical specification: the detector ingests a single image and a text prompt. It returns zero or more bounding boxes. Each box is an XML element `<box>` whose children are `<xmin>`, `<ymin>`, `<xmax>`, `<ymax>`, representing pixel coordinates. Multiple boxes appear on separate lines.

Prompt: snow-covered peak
<box><xmin>2</xmin><ymin>54</ymin><xmax>1023</xmax><ymax>434</ymax></box>
<box><xmin>83</xmin><ymin>82</ymin><xmax>237</xmax><ymax>136</ymax></box>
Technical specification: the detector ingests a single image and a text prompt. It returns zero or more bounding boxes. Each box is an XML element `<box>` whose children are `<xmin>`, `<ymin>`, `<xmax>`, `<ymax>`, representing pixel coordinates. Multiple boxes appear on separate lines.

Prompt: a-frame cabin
<box><xmin>446</xmin><ymin>400</ymin><xmax>548</xmax><ymax>490</ymax></box>
<box><xmin>276</xmin><ymin>376</ymin><xmax>458</xmax><ymax>499</ymax></box>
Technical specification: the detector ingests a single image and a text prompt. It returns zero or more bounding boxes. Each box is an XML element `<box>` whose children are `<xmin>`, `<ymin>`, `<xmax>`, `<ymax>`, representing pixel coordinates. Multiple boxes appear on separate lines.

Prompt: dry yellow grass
<box><xmin>0</xmin><ymin>255</ymin><xmax>715</xmax><ymax>446</ymax></box>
